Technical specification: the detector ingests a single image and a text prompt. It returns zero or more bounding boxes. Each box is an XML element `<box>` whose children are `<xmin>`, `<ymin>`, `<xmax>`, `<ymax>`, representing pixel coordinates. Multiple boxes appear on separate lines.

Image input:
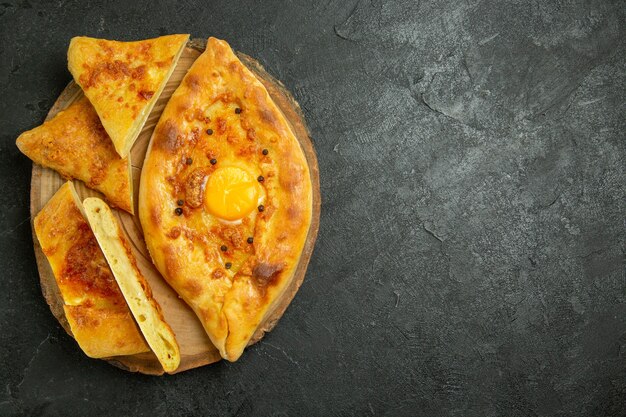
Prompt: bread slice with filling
<box><xmin>34</xmin><ymin>181</ymin><xmax>149</xmax><ymax>358</ymax></box>
<box><xmin>68</xmin><ymin>34</ymin><xmax>189</xmax><ymax>158</ymax></box>
<box><xmin>82</xmin><ymin>197</ymin><xmax>180</xmax><ymax>373</ymax></box>
<box><xmin>17</xmin><ymin>97</ymin><xmax>133</xmax><ymax>213</ymax></box>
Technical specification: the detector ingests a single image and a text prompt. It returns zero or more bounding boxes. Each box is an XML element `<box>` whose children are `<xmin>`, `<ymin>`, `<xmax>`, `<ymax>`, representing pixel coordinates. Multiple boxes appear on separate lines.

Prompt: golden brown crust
<box><xmin>16</xmin><ymin>97</ymin><xmax>133</xmax><ymax>213</ymax></box>
<box><xmin>34</xmin><ymin>182</ymin><xmax>148</xmax><ymax>358</ymax></box>
<box><xmin>68</xmin><ymin>34</ymin><xmax>189</xmax><ymax>157</ymax></box>
<box><xmin>63</xmin><ymin>305</ymin><xmax>147</xmax><ymax>357</ymax></box>
<box><xmin>139</xmin><ymin>37</ymin><xmax>312</xmax><ymax>361</ymax></box>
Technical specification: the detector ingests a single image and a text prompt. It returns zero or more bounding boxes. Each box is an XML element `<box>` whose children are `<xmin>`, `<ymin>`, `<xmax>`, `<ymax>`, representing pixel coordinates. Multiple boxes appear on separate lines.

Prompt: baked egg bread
<box><xmin>139</xmin><ymin>37</ymin><xmax>313</xmax><ymax>361</ymax></box>
<box><xmin>68</xmin><ymin>34</ymin><xmax>189</xmax><ymax>157</ymax></box>
<box><xmin>82</xmin><ymin>197</ymin><xmax>180</xmax><ymax>373</ymax></box>
<box><xmin>33</xmin><ymin>182</ymin><xmax>149</xmax><ymax>358</ymax></box>
<box><xmin>17</xmin><ymin>96</ymin><xmax>133</xmax><ymax>213</ymax></box>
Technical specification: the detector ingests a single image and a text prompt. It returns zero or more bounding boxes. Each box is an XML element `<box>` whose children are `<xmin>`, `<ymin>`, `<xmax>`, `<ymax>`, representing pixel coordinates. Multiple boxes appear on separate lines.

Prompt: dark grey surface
<box><xmin>1</xmin><ymin>0</ymin><xmax>625</xmax><ymax>416</ymax></box>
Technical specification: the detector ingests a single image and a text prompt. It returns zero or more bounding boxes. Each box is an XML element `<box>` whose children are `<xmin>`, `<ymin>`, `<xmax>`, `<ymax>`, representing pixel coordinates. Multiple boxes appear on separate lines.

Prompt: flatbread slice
<box><xmin>17</xmin><ymin>96</ymin><xmax>133</xmax><ymax>213</ymax></box>
<box><xmin>68</xmin><ymin>34</ymin><xmax>190</xmax><ymax>157</ymax></box>
<box><xmin>140</xmin><ymin>38</ymin><xmax>313</xmax><ymax>361</ymax></box>
<box><xmin>34</xmin><ymin>181</ymin><xmax>149</xmax><ymax>358</ymax></box>
<box><xmin>82</xmin><ymin>197</ymin><xmax>180</xmax><ymax>373</ymax></box>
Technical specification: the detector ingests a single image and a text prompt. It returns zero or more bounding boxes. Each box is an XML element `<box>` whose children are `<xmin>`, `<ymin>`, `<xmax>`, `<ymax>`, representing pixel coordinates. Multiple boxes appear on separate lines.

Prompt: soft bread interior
<box><xmin>82</xmin><ymin>197</ymin><xmax>180</xmax><ymax>373</ymax></box>
<box><xmin>119</xmin><ymin>36</ymin><xmax>189</xmax><ymax>158</ymax></box>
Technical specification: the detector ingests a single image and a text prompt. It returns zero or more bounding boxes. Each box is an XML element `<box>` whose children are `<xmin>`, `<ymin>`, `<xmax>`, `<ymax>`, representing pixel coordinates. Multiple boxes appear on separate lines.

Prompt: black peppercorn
<box><xmin>262</xmin><ymin>149</ymin><xmax>269</xmax><ymax>155</ymax></box>
<box><xmin>258</xmin><ymin>205</ymin><xmax>265</xmax><ymax>212</ymax></box>
<box><xmin>247</xmin><ymin>237</ymin><xmax>254</xmax><ymax>244</ymax></box>
<box><xmin>210</xmin><ymin>158</ymin><xmax>217</xmax><ymax>165</ymax></box>
<box><xmin>257</xmin><ymin>175</ymin><xmax>264</xmax><ymax>182</ymax></box>
<box><xmin>206</xmin><ymin>128</ymin><xmax>213</xmax><ymax>135</ymax></box>
<box><xmin>186</xmin><ymin>157</ymin><xmax>193</xmax><ymax>165</ymax></box>
<box><xmin>220</xmin><ymin>245</ymin><xmax>227</xmax><ymax>252</ymax></box>
<box><xmin>175</xmin><ymin>207</ymin><xmax>183</xmax><ymax>216</ymax></box>
<box><xmin>225</xmin><ymin>262</ymin><xmax>232</xmax><ymax>269</ymax></box>
<box><xmin>235</xmin><ymin>107</ymin><xmax>242</xmax><ymax>114</ymax></box>
<box><xmin>177</xmin><ymin>199</ymin><xmax>184</xmax><ymax>206</ymax></box>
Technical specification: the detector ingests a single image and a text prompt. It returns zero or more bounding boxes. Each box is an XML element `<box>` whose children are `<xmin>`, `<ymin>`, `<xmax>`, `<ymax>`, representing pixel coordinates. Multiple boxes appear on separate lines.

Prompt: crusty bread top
<box><xmin>139</xmin><ymin>37</ymin><xmax>312</xmax><ymax>361</ymax></box>
<box><xmin>68</xmin><ymin>34</ymin><xmax>189</xmax><ymax>157</ymax></box>
<box><xmin>33</xmin><ymin>182</ymin><xmax>149</xmax><ymax>358</ymax></box>
<box><xmin>17</xmin><ymin>97</ymin><xmax>133</xmax><ymax>213</ymax></box>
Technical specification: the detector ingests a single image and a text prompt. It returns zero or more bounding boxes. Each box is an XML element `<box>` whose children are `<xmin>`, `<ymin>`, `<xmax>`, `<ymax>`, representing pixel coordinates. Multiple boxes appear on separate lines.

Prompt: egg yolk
<box><xmin>204</xmin><ymin>166</ymin><xmax>260</xmax><ymax>221</ymax></box>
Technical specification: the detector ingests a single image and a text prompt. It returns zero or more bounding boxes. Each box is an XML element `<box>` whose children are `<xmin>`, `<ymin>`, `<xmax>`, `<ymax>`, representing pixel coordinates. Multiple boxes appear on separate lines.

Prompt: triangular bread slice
<box><xmin>82</xmin><ymin>197</ymin><xmax>180</xmax><ymax>373</ymax></box>
<box><xmin>17</xmin><ymin>96</ymin><xmax>133</xmax><ymax>213</ymax></box>
<box><xmin>34</xmin><ymin>181</ymin><xmax>149</xmax><ymax>358</ymax></box>
<box><xmin>68</xmin><ymin>34</ymin><xmax>189</xmax><ymax>158</ymax></box>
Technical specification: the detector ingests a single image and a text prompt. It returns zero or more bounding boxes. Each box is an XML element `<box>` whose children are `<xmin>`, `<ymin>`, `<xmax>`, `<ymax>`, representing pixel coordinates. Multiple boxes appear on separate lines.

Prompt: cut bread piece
<box><xmin>82</xmin><ymin>197</ymin><xmax>180</xmax><ymax>373</ymax></box>
<box><xmin>17</xmin><ymin>96</ymin><xmax>133</xmax><ymax>213</ymax></box>
<box><xmin>34</xmin><ymin>181</ymin><xmax>149</xmax><ymax>358</ymax></box>
<box><xmin>68</xmin><ymin>34</ymin><xmax>189</xmax><ymax>157</ymax></box>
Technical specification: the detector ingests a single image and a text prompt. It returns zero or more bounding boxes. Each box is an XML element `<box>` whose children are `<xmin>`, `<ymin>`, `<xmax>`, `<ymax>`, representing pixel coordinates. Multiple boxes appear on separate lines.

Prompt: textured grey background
<box><xmin>1</xmin><ymin>0</ymin><xmax>625</xmax><ymax>416</ymax></box>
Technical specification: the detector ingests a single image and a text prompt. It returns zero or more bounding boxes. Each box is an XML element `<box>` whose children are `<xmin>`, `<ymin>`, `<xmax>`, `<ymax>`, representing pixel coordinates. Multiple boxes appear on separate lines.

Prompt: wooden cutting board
<box><xmin>29</xmin><ymin>38</ymin><xmax>321</xmax><ymax>375</ymax></box>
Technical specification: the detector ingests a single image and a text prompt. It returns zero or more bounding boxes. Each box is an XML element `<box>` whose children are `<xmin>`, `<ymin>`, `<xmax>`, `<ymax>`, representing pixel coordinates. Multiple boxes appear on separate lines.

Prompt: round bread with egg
<box><xmin>139</xmin><ymin>37</ymin><xmax>313</xmax><ymax>361</ymax></box>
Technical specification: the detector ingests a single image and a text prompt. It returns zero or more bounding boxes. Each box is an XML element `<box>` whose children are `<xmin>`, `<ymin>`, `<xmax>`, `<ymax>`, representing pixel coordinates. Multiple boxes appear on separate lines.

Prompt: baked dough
<box><xmin>68</xmin><ymin>34</ymin><xmax>189</xmax><ymax>157</ymax></box>
<box><xmin>33</xmin><ymin>182</ymin><xmax>149</xmax><ymax>358</ymax></box>
<box><xmin>140</xmin><ymin>37</ymin><xmax>312</xmax><ymax>361</ymax></box>
<box><xmin>16</xmin><ymin>96</ymin><xmax>132</xmax><ymax>213</ymax></box>
<box><xmin>82</xmin><ymin>197</ymin><xmax>180</xmax><ymax>373</ymax></box>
